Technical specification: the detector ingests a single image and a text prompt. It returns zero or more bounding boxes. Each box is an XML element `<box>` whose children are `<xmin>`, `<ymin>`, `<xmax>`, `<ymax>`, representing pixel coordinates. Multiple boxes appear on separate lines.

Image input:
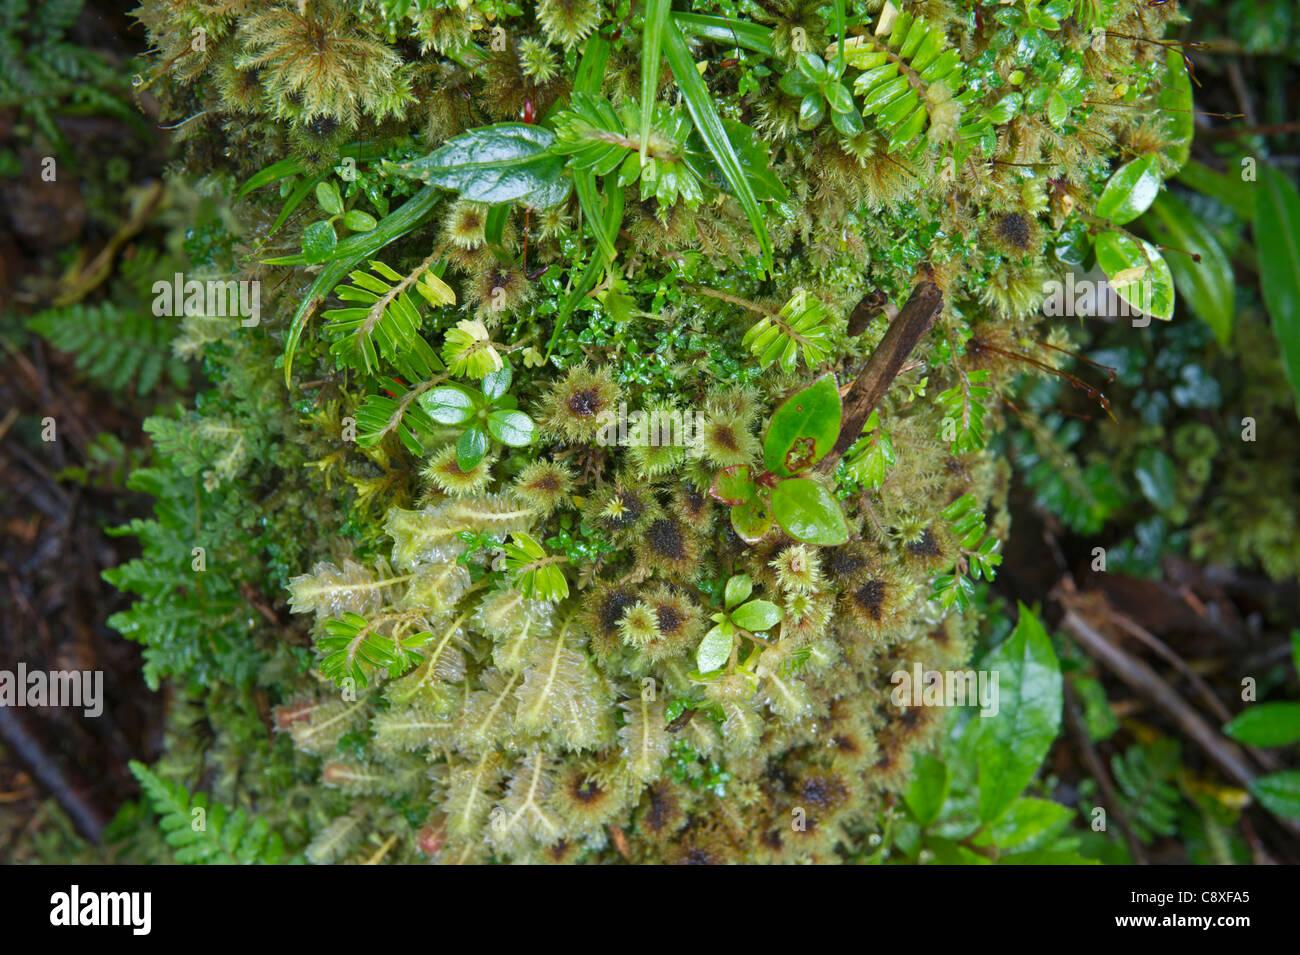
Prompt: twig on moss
<box><xmin>819</xmin><ymin>280</ymin><xmax>944</xmax><ymax>473</ymax></box>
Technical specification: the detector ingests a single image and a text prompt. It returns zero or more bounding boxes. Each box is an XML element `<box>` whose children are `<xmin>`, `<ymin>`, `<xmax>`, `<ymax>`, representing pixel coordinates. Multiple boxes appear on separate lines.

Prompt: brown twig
<box><xmin>0</xmin><ymin>707</ymin><xmax>108</xmax><ymax>843</ymax></box>
<box><xmin>818</xmin><ymin>280</ymin><xmax>944</xmax><ymax>472</ymax></box>
<box><xmin>1063</xmin><ymin>681</ymin><xmax>1148</xmax><ymax>864</ymax></box>
<box><xmin>1059</xmin><ymin>607</ymin><xmax>1300</xmax><ymax>841</ymax></box>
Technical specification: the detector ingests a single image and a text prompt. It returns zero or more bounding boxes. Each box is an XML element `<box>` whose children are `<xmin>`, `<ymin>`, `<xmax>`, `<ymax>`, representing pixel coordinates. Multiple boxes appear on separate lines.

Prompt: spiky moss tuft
<box><xmin>468</xmin><ymin>263</ymin><xmax>532</xmax><ymax>321</ymax></box>
<box><xmin>635</xmin><ymin>516</ymin><xmax>698</xmax><ymax>580</ymax></box>
<box><xmin>539</xmin><ymin>364</ymin><xmax>621</xmax><ymax>444</ymax></box>
<box><xmin>536</xmin><ymin>0</ymin><xmax>603</xmax><ymax>50</ymax></box>
<box><xmin>443</xmin><ymin>200</ymin><xmax>489</xmax><ymax>250</ymax></box>
<box><xmin>422</xmin><ymin>446</ymin><xmax>495</xmax><ymax>496</ymax></box>
<box><xmin>510</xmin><ymin>459</ymin><xmax>574</xmax><ymax>515</ymax></box>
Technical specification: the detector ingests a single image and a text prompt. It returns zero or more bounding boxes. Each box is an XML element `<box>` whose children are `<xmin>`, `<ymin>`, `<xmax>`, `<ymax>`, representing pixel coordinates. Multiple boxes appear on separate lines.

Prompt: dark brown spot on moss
<box><xmin>853</xmin><ymin>578</ymin><xmax>886</xmax><ymax>620</ymax></box>
<box><xmin>655</xmin><ymin>603</ymin><xmax>685</xmax><ymax>635</ymax></box>
<box><xmin>907</xmin><ymin>528</ymin><xmax>941</xmax><ymax>558</ymax></box>
<box><xmin>997</xmin><ymin>212</ymin><xmax>1031</xmax><ymax>250</ymax></box>
<box><xmin>599</xmin><ymin>589</ymin><xmax>636</xmax><ymax>634</ymax></box>
<box><xmin>825</xmin><ymin>548</ymin><xmax>867</xmax><ymax>581</ymax></box>
<box><xmin>568</xmin><ymin>388</ymin><xmax>602</xmax><ymax>417</ymax></box>
<box><xmin>647</xmin><ymin>518</ymin><xmax>686</xmax><ymax>560</ymax></box>
<box><xmin>708</xmin><ymin>422</ymin><xmax>738</xmax><ymax>451</ymax></box>
<box><xmin>529</xmin><ymin>473</ymin><xmax>562</xmax><ymax>492</ymax></box>
<box><xmin>569</xmin><ymin>775</ymin><xmax>606</xmax><ymax>805</ymax></box>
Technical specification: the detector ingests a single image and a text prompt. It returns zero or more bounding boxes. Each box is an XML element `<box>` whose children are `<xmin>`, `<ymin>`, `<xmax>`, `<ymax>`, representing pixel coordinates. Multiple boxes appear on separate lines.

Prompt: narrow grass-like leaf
<box><xmin>1257</xmin><ymin>166</ymin><xmax>1300</xmax><ymax>414</ymax></box>
<box><xmin>664</xmin><ymin>15</ymin><xmax>773</xmax><ymax>272</ymax></box>
<box><xmin>641</xmin><ymin>0</ymin><xmax>672</xmax><ymax>163</ymax></box>
<box><xmin>673</xmin><ymin>13</ymin><xmax>773</xmax><ymax>56</ymax></box>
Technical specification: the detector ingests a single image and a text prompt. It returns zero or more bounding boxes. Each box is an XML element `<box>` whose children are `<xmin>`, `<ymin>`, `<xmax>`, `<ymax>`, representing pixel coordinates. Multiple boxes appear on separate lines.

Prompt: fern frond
<box><xmin>741</xmin><ymin>290</ymin><xmax>835</xmax><ymax>374</ymax></box>
<box><xmin>323</xmin><ymin>258</ymin><xmax>451</xmax><ymax>374</ymax></box>
<box><xmin>441</xmin><ymin>319</ymin><xmax>503</xmax><ymax>378</ymax></box>
<box><xmin>1112</xmin><ymin>740</ymin><xmax>1183</xmax><ymax>843</ymax></box>
<box><xmin>129</xmin><ymin>761</ymin><xmax>286</xmax><ymax>864</ymax></box>
<box><xmin>842</xmin><ymin>4</ymin><xmax>965</xmax><ymax>153</ymax></box>
<box><xmin>503</xmin><ymin>532</ymin><xmax>570</xmax><ymax>602</ymax></box>
<box><xmin>28</xmin><ymin>302</ymin><xmax>187</xmax><ymax>396</ymax></box>
<box><xmin>936</xmin><ymin>368</ymin><xmax>992</xmax><ymax>453</ymax></box>
<box><xmin>315</xmin><ymin>611</ymin><xmax>434</xmax><ymax>688</ymax></box>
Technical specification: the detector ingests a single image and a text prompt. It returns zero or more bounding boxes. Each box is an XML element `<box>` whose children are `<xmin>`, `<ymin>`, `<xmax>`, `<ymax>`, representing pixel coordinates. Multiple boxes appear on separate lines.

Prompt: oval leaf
<box><xmin>487</xmin><ymin>409</ymin><xmax>535</xmax><ymax>447</ymax></box>
<box><xmin>396</xmin><ymin>123</ymin><xmax>571</xmax><ymax>208</ymax></box>
<box><xmin>696</xmin><ymin>624</ymin><xmax>733</xmax><ymax>674</ymax></box>
<box><xmin>763</xmin><ymin>374</ymin><xmax>842</xmax><ymax>477</ymax></box>
<box><xmin>456</xmin><ymin>426</ymin><xmax>489</xmax><ymax>470</ymax></box>
<box><xmin>1096</xmin><ymin>154</ymin><xmax>1163</xmax><ymax>225</ymax></box>
<box><xmin>1224</xmin><ymin>703</ymin><xmax>1300</xmax><ymax>748</ymax></box>
<box><xmin>731</xmin><ymin>599</ymin><xmax>783</xmax><ymax>633</ymax></box>
<box><xmin>1144</xmin><ymin>192</ymin><xmax>1234</xmax><ymax>345</ymax></box>
<box><xmin>1095</xmin><ymin>230</ymin><xmax>1175</xmax><ymax>321</ymax></box>
<box><xmin>770</xmin><ymin>477</ymin><xmax>849</xmax><ymax>545</ymax></box>
<box><xmin>419</xmin><ymin>385</ymin><xmax>477</xmax><ymax>425</ymax></box>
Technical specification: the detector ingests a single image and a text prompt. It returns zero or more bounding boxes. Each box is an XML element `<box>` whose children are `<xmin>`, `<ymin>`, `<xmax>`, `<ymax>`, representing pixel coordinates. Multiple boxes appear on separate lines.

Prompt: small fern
<box><xmin>936</xmin><ymin>368</ymin><xmax>991</xmax><ymax>453</ymax></box>
<box><xmin>129</xmin><ymin>761</ymin><xmax>286</xmax><ymax>864</ymax></box>
<box><xmin>741</xmin><ymin>290</ymin><xmax>835</xmax><ymax>374</ymax></box>
<box><xmin>842</xmin><ymin>4</ymin><xmax>966</xmax><ymax>152</ymax></box>
<box><xmin>28</xmin><ymin>302</ymin><xmax>188</xmax><ymax>396</ymax></box>
<box><xmin>315</xmin><ymin>611</ymin><xmax>435</xmax><ymax>688</ymax></box>
<box><xmin>503</xmin><ymin>532</ymin><xmax>570</xmax><ymax>601</ymax></box>
<box><xmin>323</xmin><ymin>258</ymin><xmax>453</xmax><ymax>374</ymax></box>
<box><xmin>1111</xmin><ymin>740</ymin><xmax>1182</xmax><ymax>844</ymax></box>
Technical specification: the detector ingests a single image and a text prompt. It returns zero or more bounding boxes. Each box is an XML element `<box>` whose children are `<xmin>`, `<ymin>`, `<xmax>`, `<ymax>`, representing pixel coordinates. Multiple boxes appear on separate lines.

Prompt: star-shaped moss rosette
<box><xmin>709</xmin><ymin>374</ymin><xmax>849</xmax><ymax>546</ymax></box>
<box><xmin>695</xmin><ymin>573</ymin><xmax>784</xmax><ymax>675</ymax></box>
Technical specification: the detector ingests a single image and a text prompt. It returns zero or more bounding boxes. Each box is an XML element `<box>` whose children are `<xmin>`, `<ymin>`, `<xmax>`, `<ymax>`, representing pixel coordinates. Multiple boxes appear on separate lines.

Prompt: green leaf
<box><xmin>1096</xmin><ymin>155</ymin><xmax>1163</xmax><ymax>225</ymax></box>
<box><xmin>640</xmin><ymin>0</ymin><xmax>672</xmax><ymax>163</ymax></box>
<box><xmin>724</xmin><ymin>574</ymin><xmax>753</xmax><ymax>610</ymax></box>
<box><xmin>456</xmin><ymin>426</ymin><xmax>489</xmax><ymax>470</ymax></box>
<box><xmin>984</xmin><ymin>797</ymin><xmax>1073</xmax><ymax>853</ymax></box>
<box><xmin>315</xmin><ymin>180</ymin><xmax>344</xmax><ymax>216</ymax></box>
<box><xmin>1095</xmin><ymin>230</ymin><xmax>1175</xmax><ymax>321</ymax></box>
<box><xmin>696</xmin><ymin>624</ymin><xmax>733</xmax><ymax>673</ymax></box>
<box><xmin>1144</xmin><ymin>192</ymin><xmax>1234</xmax><ymax>345</ymax></box>
<box><xmin>1224</xmin><ymin>703</ymin><xmax>1300</xmax><ymax>748</ymax></box>
<box><xmin>904</xmin><ymin>753</ymin><xmax>948</xmax><ymax>826</ymax></box>
<box><xmin>281</xmin><ymin>185</ymin><xmax>442</xmax><ymax>387</ymax></box>
<box><xmin>730</xmin><ymin>495</ymin><xmax>774</xmax><ymax>542</ymax></box>
<box><xmin>664</xmin><ymin>15</ymin><xmax>773</xmax><ymax>271</ymax></box>
<box><xmin>1250</xmin><ymin>771</ymin><xmax>1300</xmax><ymax>820</ymax></box>
<box><xmin>975</xmin><ymin>604</ymin><xmax>1062</xmax><ymax>823</ymax></box>
<box><xmin>503</xmin><ymin>532</ymin><xmax>569</xmax><ymax>601</ymax></box>
<box><xmin>420</xmin><ymin>385</ymin><xmax>477</xmax><ymax>425</ymax></box>
<box><xmin>673</xmin><ymin>14</ymin><xmax>774</xmax><ymax>56</ymax></box>
<box><xmin>481</xmin><ymin>363</ymin><xmax>512</xmax><ymax>401</ymax></box>
<box><xmin>1133</xmin><ymin>447</ymin><xmax>1177</xmax><ymax>513</ymax></box>
<box><xmin>396</xmin><ymin>123</ymin><xmax>570</xmax><ymax>208</ymax></box>
<box><xmin>342</xmin><ymin>209</ymin><xmax>377</xmax><ymax>232</ymax></box>
<box><xmin>763</xmin><ymin>374</ymin><xmax>842</xmax><ymax>477</ymax></box>
<box><xmin>709</xmin><ymin>464</ymin><xmax>757</xmax><ymax>505</ymax></box>
<box><xmin>732</xmin><ymin>599</ymin><xmax>782</xmax><ymax>633</ymax></box>
<box><xmin>487</xmin><ymin>409</ymin><xmax>535</xmax><ymax>447</ymax></box>
<box><xmin>1257</xmin><ymin>166</ymin><xmax>1300</xmax><ymax>414</ymax></box>
<box><xmin>770</xmin><ymin>478</ymin><xmax>849</xmax><ymax>545</ymax></box>
<box><xmin>1157</xmin><ymin>49</ymin><xmax>1194</xmax><ymax>172</ymax></box>
<box><xmin>301</xmin><ymin>220</ymin><xmax>337</xmax><ymax>263</ymax></box>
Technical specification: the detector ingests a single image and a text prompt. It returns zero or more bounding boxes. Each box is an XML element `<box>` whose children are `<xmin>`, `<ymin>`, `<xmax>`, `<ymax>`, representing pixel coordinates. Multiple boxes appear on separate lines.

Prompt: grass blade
<box><xmin>673</xmin><ymin>14</ymin><xmax>774</xmax><ymax>56</ymax></box>
<box><xmin>641</xmin><ymin>0</ymin><xmax>673</xmax><ymax>163</ymax></box>
<box><xmin>664</xmin><ymin>15</ymin><xmax>773</xmax><ymax>272</ymax></box>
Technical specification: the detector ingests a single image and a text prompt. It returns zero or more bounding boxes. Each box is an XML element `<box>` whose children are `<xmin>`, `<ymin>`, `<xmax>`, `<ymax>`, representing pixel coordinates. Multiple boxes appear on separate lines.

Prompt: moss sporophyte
<box><xmin>107</xmin><ymin>0</ymin><xmax>1196</xmax><ymax>862</ymax></box>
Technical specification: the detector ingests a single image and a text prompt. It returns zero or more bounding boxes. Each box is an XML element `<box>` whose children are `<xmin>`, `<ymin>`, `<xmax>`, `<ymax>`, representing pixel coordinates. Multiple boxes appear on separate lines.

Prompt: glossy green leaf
<box><xmin>1257</xmin><ymin>166</ymin><xmax>1300</xmax><ymax>414</ymax></box>
<box><xmin>1250</xmin><ymin>771</ymin><xmax>1300</xmax><ymax>820</ymax></box>
<box><xmin>770</xmin><ymin>477</ymin><xmax>849</xmax><ymax>545</ymax></box>
<box><xmin>301</xmin><ymin>220</ymin><xmax>337</xmax><ymax>263</ymax></box>
<box><xmin>730</xmin><ymin>495</ymin><xmax>774</xmax><ymax>542</ymax></box>
<box><xmin>1095</xmin><ymin>230</ymin><xmax>1175</xmax><ymax>321</ymax></box>
<box><xmin>419</xmin><ymin>385</ymin><xmax>477</xmax><ymax>425</ymax></box>
<box><xmin>1133</xmin><ymin>447</ymin><xmax>1177</xmax><ymax>513</ymax></box>
<box><xmin>709</xmin><ymin>464</ymin><xmax>757</xmax><ymax>505</ymax></box>
<box><xmin>985</xmin><ymin>798</ymin><xmax>1074</xmax><ymax>853</ymax></box>
<box><xmin>1225</xmin><ymin>703</ymin><xmax>1300</xmax><ymax>748</ymax></box>
<box><xmin>1157</xmin><ymin>49</ymin><xmax>1194</xmax><ymax>172</ymax></box>
<box><xmin>315</xmin><ymin>180</ymin><xmax>343</xmax><ymax>216</ymax></box>
<box><xmin>481</xmin><ymin>363</ymin><xmax>511</xmax><ymax>401</ymax></box>
<box><xmin>456</xmin><ymin>425</ymin><xmax>489</xmax><ymax>470</ymax></box>
<box><xmin>396</xmin><ymin>123</ymin><xmax>570</xmax><ymax>208</ymax></box>
<box><xmin>975</xmin><ymin>603</ymin><xmax>1062</xmax><ymax>823</ymax></box>
<box><xmin>732</xmin><ymin>599</ymin><xmax>782</xmax><ymax>633</ymax></box>
<box><xmin>724</xmin><ymin>574</ymin><xmax>753</xmax><ymax>610</ymax></box>
<box><xmin>763</xmin><ymin>374</ymin><xmax>842</xmax><ymax>477</ymax></box>
<box><xmin>1144</xmin><ymin>192</ymin><xmax>1234</xmax><ymax>345</ymax></box>
<box><xmin>1096</xmin><ymin>154</ymin><xmax>1163</xmax><ymax>225</ymax></box>
<box><xmin>487</xmin><ymin>409</ymin><xmax>535</xmax><ymax>447</ymax></box>
<box><xmin>673</xmin><ymin>13</ymin><xmax>774</xmax><ymax>56</ymax></box>
<box><xmin>696</xmin><ymin>623</ymin><xmax>733</xmax><ymax>673</ymax></box>
<box><xmin>341</xmin><ymin>209</ymin><xmax>377</xmax><ymax>232</ymax></box>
